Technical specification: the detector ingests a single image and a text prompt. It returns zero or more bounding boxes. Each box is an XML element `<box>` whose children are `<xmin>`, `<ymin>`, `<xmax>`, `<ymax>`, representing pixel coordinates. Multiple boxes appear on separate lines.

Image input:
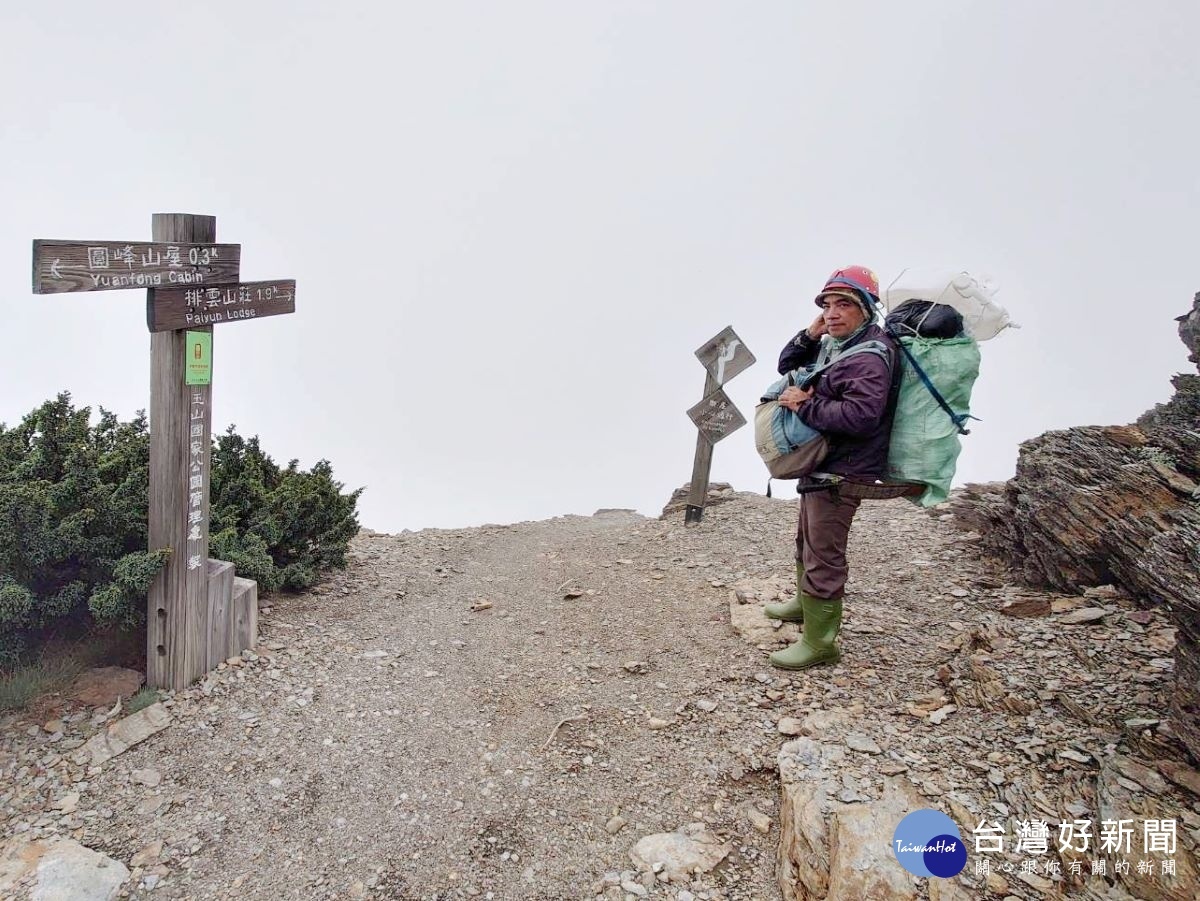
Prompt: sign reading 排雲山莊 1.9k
<box><xmin>147</xmin><ymin>280</ymin><xmax>296</xmax><ymax>332</ymax></box>
<box><xmin>31</xmin><ymin>240</ymin><xmax>241</xmax><ymax>294</ymax></box>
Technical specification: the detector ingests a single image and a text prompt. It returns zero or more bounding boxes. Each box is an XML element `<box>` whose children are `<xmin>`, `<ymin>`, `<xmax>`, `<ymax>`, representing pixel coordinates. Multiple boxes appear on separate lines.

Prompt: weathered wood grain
<box><xmin>147</xmin><ymin>214</ymin><xmax>217</xmax><ymax>690</ymax></box>
<box><xmin>147</xmin><ymin>279</ymin><xmax>296</xmax><ymax>332</ymax></box>
<box><xmin>32</xmin><ymin>239</ymin><xmax>240</xmax><ymax>294</ymax></box>
<box><xmin>231</xmin><ymin>577</ymin><xmax>259</xmax><ymax>657</ymax></box>
<box><xmin>205</xmin><ymin>560</ymin><xmax>235</xmax><ymax>671</ymax></box>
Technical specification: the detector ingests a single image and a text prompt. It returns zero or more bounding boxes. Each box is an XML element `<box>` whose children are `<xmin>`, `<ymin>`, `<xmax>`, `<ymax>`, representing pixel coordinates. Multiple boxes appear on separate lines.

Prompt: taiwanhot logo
<box><xmin>892</xmin><ymin>809</ymin><xmax>967</xmax><ymax>878</ymax></box>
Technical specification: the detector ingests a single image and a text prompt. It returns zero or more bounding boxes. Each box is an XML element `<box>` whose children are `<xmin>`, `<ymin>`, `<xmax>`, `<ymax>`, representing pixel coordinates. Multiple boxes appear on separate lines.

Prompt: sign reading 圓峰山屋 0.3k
<box><xmin>31</xmin><ymin>240</ymin><xmax>241</xmax><ymax>293</ymax></box>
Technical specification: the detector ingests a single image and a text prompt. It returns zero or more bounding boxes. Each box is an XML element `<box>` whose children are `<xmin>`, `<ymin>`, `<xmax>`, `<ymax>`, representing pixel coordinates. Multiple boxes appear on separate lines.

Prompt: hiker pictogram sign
<box><xmin>695</xmin><ymin>325</ymin><xmax>756</xmax><ymax>386</ymax></box>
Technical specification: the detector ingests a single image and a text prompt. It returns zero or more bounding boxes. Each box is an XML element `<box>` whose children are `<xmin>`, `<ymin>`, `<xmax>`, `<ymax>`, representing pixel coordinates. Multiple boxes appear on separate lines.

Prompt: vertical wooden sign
<box><xmin>147</xmin><ymin>213</ymin><xmax>216</xmax><ymax>690</ymax></box>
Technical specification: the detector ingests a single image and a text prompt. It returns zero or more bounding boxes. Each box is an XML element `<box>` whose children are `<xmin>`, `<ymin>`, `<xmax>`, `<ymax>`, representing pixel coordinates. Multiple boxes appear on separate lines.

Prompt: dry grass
<box><xmin>0</xmin><ymin>631</ymin><xmax>140</xmax><ymax>713</ymax></box>
<box><xmin>126</xmin><ymin>686</ymin><xmax>160</xmax><ymax>714</ymax></box>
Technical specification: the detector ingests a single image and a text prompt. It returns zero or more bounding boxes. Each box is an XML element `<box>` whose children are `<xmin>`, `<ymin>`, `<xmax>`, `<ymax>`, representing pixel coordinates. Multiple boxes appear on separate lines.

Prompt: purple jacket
<box><xmin>777</xmin><ymin>323</ymin><xmax>898</xmax><ymax>479</ymax></box>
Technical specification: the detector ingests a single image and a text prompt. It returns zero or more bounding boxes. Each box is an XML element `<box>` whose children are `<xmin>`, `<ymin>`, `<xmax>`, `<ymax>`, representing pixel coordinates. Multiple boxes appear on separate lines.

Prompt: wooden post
<box><xmin>685</xmin><ymin>327</ymin><xmax>754</xmax><ymax>524</ymax></box>
<box><xmin>205</xmin><ymin>559</ymin><xmax>235</xmax><ymax>670</ymax></box>
<box><xmin>147</xmin><ymin>213</ymin><xmax>216</xmax><ymax>690</ymax></box>
<box><xmin>231</xmin><ymin>577</ymin><xmax>258</xmax><ymax>658</ymax></box>
<box><xmin>685</xmin><ymin>371</ymin><xmax>718</xmax><ymax>524</ymax></box>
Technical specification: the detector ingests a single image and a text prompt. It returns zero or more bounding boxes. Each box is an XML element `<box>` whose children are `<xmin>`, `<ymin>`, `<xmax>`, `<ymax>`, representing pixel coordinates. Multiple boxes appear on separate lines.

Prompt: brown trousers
<box><xmin>795</xmin><ymin>490</ymin><xmax>862</xmax><ymax>600</ymax></box>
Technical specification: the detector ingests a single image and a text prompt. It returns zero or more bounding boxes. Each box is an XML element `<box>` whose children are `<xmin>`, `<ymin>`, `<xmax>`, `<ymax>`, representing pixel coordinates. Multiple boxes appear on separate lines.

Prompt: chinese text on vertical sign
<box><xmin>187</xmin><ymin>391</ymin><xmax>206</xmax><ymax>572</ymax></box>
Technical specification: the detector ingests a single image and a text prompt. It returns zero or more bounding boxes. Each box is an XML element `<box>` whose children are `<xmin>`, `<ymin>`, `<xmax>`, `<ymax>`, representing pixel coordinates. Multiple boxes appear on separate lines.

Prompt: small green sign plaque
<box><xmin>184</xmin><ymin>331</ymin><xmax>212</xmax><ymax>385</ymax></box>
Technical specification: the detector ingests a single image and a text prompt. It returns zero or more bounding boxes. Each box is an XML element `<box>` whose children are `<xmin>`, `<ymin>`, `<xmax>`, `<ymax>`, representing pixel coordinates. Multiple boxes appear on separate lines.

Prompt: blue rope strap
<box><xmin>886</xmin><ymin>326</ymin><xmax>979</xmax><ymax>436</ymax></box>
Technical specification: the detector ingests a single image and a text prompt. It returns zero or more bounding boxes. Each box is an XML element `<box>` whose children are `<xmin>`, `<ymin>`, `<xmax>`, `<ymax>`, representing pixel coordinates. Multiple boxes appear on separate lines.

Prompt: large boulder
<box><xmin>953</xmin><ymin>294</ymin><xmax>1200</xmax><ymax>762</ymax></box>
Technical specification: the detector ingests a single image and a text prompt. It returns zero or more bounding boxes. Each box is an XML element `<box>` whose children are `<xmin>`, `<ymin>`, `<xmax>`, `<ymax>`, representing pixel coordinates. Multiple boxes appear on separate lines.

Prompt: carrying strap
<box><xmin>766</xmin><ymin>338</ymin><xmax>892</xmax><ymax>498</ymax></box>
<box><xmin>884</xmin><ymin>326</ymin><xmax>978</xmax><ymax>436</ymax></box>
<box><xmin>797</xmin><ymin>339</ymin><xmax>892</xmax><ymax>390</ymax></box>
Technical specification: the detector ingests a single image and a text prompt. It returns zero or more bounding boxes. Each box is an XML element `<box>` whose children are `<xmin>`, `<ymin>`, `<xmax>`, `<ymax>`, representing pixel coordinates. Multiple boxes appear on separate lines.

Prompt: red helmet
<box><xmin>815</xmin><ymin>265</ymin><xmax>880</xmax><ymax>306</ymax></box>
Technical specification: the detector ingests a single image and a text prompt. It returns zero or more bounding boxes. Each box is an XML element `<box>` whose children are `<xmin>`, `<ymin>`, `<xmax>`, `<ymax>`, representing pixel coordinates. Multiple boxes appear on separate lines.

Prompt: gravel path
<box><xmin>64</xmin><ymin>497</ymin><xmax>807</xmax><ymax>900</ymax></box>
<box><xmin>2</xmin><ymin>490</ymin><xmax>1187</xmax><ymax>900</ymax></box>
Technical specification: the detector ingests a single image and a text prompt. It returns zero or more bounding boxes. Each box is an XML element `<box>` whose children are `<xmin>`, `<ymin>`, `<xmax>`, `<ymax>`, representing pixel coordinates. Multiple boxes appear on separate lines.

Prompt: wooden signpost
<box><xmin>31</xmin><ymin>213</ymin><xmax>296</xmax><ymax>690</ymax></box>
<box><xmin>684</xmin><ymin>326</ymin><xmax>755</xmax><ymax>523</ymax></box>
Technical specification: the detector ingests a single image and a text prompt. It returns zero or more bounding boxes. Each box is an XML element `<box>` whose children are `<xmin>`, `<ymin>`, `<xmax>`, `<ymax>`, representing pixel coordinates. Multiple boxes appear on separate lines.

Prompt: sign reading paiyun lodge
<box><xmin>32</xmin><ymin>240</ymin><xmax>241</xmax><ymax>293</ymax></box>
<box><xmin>148</xmin><ymin>279</ymin><xmax>297</xmax><ymax>332</ymax></box>
<box><xmin>30</xmin><ymin>214</ymin><xmax>296</xmax><ymax>692</ymax></box>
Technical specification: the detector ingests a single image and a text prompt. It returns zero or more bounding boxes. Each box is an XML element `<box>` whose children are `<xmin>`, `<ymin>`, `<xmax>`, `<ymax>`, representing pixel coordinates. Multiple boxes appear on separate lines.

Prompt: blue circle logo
<box><xmin>892</xmin><ymin>809</ymin><xmax>967</xmax><ymax>878</ymax></box>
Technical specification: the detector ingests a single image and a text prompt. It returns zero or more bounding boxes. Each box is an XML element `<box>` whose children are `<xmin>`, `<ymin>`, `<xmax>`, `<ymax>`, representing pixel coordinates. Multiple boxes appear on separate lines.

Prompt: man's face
<box><xmin>820</xmin><ymin>293</ymin><xmax>868</xmax><ymax>338</ymax></box>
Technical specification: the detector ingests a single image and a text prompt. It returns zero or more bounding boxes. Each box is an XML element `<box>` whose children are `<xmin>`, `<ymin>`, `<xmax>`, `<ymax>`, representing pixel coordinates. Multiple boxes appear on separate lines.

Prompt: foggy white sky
<box><xmin>2</xmin><ymin>1</ymin><xmax>1197</xmax><ymax>531</ymax></box>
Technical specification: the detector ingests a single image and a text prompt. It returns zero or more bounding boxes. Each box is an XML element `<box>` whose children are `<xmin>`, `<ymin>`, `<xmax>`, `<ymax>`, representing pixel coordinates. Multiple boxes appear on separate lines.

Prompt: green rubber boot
<box><xmin>763</xmin><ymin>562</ymin><xmax>806</xmax><ymax>623</ymax></box>
<box><xmin>768</xmin><ymin>595</ymin><xmax>843</xmax><ymax>670</ymax></box>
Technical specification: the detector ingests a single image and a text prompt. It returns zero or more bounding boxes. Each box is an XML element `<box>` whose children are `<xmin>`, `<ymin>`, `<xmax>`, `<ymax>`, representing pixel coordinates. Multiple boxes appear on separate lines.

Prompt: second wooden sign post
<box><xmin>684</xmin><ymin>326</ymin><xmax>755</xmax><ymax>523</ymax></box>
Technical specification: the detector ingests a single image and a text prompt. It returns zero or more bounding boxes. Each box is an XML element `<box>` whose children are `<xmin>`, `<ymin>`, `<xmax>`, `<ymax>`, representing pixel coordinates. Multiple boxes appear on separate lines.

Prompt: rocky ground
<box><xmin>950</xmin><ymin>293</ymin><xmax>1200</xmax><ymax>766</ymax></box>
<box><xmin>2</xmin><ymin>488</ymin><xmax>1198</xmax><ymax>900</ymax></box>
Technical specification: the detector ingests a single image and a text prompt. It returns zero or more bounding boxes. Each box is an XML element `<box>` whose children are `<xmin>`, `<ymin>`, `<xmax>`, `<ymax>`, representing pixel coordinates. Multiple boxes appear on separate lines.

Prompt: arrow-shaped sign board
<box><xmin>32</xmin><ymin>240</ymin><xmax>241</xmax><ymax>294</ymax></box>
<box><xmin>695</xmin><ymin>325</ymin><xmax>756</xmax><ymax>386</ymax></box>
<box><xmin>147</xmin><ymin>280</ymin><xmax>296</xmax><ymax>332</ymax></box>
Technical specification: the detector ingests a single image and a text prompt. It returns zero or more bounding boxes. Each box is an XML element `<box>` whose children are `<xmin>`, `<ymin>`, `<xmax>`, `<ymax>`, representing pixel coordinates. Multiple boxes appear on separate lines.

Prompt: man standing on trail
<box><xmin>763</xmin><ymin>266</ymin><xmax>897</xmax><ymax>670</ymax></box>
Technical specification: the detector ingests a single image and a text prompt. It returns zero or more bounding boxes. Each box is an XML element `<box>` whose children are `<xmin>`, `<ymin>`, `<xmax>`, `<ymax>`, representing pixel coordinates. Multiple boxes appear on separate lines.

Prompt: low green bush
<box><xmin>0</xmin><ymin>393</ymin><xmax>361</xmax><ymax>668</ymax></box>
<box><xmin>210</xmin><ymin>428</ymin><xmax>362</xmax><ymax>592</ymax></box>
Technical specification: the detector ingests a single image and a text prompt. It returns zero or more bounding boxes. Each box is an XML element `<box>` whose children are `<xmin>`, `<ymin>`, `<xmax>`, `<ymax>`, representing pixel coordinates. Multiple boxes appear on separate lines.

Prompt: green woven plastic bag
<box><xmin>886</xmin><ymin>335</ymin><xmax>981</xmax><ymax>506</ymax></box>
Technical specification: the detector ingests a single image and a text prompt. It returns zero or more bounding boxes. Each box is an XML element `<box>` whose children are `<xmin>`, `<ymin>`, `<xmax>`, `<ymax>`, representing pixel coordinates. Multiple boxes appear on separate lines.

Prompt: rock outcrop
<box><xmin>659</xmin><ymin>481</ymin><xmax>738</xmax><ymax>519</ymax></box>
<box><xmin>953</xmin><ymin>293</ymin><xmax>1200</xmax><ymax>762</ymax></box>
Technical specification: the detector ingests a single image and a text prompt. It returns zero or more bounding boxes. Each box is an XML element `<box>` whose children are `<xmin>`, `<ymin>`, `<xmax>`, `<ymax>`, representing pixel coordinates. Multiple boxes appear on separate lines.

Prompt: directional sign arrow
<box><xmin>146</xmin><ymin>279</ymin><xmax>296</xmax><ymax>332</ymax></box>
<box><xmin>32</xmin><ymin>240</ymin><xmax>241</xmax><ymax>294</ymax></box>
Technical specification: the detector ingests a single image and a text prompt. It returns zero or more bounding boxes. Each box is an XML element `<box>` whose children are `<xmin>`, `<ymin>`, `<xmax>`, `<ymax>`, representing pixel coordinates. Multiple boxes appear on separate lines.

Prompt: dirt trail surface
<box><xmin>2</xmin><ymin>491</ymin><xmax>1192</xmax><ymax>900</ymax></box>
